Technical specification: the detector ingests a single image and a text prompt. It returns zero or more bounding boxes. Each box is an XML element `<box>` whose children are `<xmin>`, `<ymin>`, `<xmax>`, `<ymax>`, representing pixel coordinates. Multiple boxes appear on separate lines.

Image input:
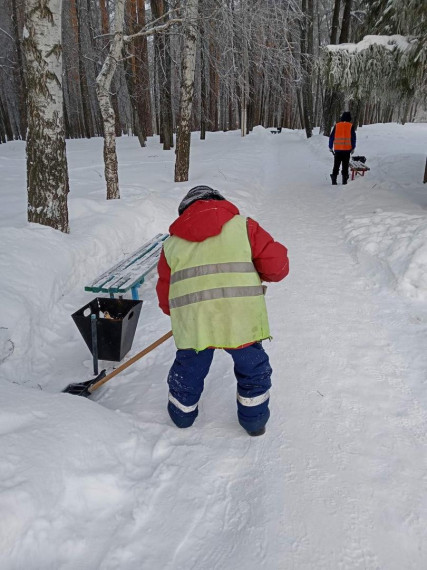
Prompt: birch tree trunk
<box><xmin>174</xmin><ymin>0</ymin><xmax>199</xmax><ymax>183</ymax></box>
<box><xmin>24</xmin><ymin>0</ymin><xmax>70</xmax><ymax>233</ymax></box>
<box><xmin>98</xmin><ymin>0</ymin><xmax>121</xmax><ymax>138</ymax></box>
<box><xmin>96</xmin><ymin>0</ymin><xmax>125</xmax><ymax>200</ymax></box>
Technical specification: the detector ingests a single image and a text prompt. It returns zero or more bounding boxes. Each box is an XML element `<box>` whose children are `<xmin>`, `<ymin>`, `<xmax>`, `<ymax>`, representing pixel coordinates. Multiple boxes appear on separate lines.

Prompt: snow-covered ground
<box><xmin>1</xmin><ymin>123</ymin><xmax>426</xmax><ymax>569</ymax></box>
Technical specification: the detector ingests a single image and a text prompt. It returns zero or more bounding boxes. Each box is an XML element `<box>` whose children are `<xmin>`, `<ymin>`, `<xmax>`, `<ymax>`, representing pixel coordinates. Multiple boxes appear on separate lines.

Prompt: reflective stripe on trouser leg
<box><xmin>236</xmin><ymin>390</ymin><xmax>270</xmax><ymax>407</ymax></box>
<box><xmin>225</xmin><ymin>342</ymin><xmax>272</xmax><ymax>432</ymax></box>
<box><xmin>167</xmin><ymin>347</ymin><xmax>214</xmax><ymax>428</ymax></box>
<box><xmin>168</xmin><ymin>393</ymin><xmax>199</xmax><ymax>413</ymax></box>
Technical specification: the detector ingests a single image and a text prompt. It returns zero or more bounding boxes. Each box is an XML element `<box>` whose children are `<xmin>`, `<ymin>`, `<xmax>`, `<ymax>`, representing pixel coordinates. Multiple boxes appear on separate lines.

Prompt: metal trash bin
<box><xmin>72</xmin><ymin>297</ymin><xmax>143</xmax><ymax>362</ymax></box>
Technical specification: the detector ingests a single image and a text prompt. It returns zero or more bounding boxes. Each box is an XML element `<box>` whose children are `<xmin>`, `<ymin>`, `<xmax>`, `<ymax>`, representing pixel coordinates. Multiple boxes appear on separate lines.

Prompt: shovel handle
<box><xmin>89</xmin><ymin>330</ymin><xmax>173</xmax><ymax>394</ymax></box>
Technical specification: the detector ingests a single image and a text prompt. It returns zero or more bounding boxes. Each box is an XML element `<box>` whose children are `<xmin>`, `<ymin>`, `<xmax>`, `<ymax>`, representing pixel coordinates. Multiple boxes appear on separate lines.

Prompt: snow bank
<box><xmin>307</xmin><ymin>123</ymin><xmax>427</xmax><ymax>303</ymax></box>
<box><xmin>345</xmin><ymin>211</ymin><xmax>427</xmax><ymax>301</ymax></box>
<box><xmin>0</xmin><ymin>138</ymin><xmax>177</xmax><ymax>385</ymax></box>
<box><xmin>1</xmin><ymin>123</ymin><xmax>427</xmax><ymax>569</ymax></box>
<box><xmin>0</xmin><ymin>381</ymin><xmax>151</xmax><ymax>569</ymax></box>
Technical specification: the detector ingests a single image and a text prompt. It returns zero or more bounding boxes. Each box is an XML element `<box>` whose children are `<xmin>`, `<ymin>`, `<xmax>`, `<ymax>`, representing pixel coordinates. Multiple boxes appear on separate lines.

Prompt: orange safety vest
<box><xmin>333</xmin><ymin>122</ymin><xmax>352</xmax><ymax>151</ymax></box>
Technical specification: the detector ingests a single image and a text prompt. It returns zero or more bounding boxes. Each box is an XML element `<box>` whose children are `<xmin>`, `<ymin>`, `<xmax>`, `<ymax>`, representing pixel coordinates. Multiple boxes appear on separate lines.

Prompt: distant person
<box><xmin>156</xmin><ymin>186</ymin><xmax>289</xmax><ymax>436</ymax></box>
<box><xmin>329</xmin><ymin>111</ymin><xmax>356</xmax><ymax>185</ymax></box>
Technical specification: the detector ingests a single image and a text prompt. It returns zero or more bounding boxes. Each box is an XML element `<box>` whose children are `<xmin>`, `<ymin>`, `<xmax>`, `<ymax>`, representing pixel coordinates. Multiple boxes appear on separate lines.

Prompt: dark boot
<box><xmin>330</xmin><ymin>174</ymin><xmax>337</xmax><ymax>185</ymax></box>
<box><xmin>247</xmin><ymin>427</ymin><xmax>266</xmax><ymax>437</ymax></box>
<box><xmin>342</xmin><ymin>175</ymin><xmax>348</xmax><ymax>185</ymax></box>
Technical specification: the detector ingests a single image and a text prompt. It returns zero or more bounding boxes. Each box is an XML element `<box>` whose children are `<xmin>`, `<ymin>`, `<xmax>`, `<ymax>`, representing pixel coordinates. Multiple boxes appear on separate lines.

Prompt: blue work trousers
<box><xmin>167</xmin><ymin>342</ymin><xmax>272</xmax><ymax>432</ymax></box>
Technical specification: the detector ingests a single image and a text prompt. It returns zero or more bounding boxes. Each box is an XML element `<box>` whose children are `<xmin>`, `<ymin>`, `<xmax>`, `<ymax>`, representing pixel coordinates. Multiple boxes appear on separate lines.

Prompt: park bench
<box><xmin>85</xmin><ymin>233</ymin><xmax>169</xmax><ymax>300</ymax></box>
<box><xmin>350</xmin><ymin>160</ymin><xmax>370</xmax><ymax>181</ymax></box>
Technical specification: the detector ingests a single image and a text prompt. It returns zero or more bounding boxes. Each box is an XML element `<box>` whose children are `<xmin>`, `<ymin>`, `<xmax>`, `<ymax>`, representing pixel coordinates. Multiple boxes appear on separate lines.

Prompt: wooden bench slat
<box><xmin>85</xmin><ymin>233</ymin><xmax>166</xmax><ymax>289</ymax></box>
<box><xmin>85</xmin><ymin>233</ymin><xmax>168</xmax><ymax>295</ymax></box>
<box><xmin>87</xmin><ymin>233</ymin><xmax>165</xmax><ymax>288</ymax></box>
<box><xmin>97</xmin><ymin>244</ymin><xmax>164</xmax><ymax>293</ymax></box>
<box><xmin>98</xmin><ymin>243</ymin><xmax>163</xmax><ymax>289</ymax></box>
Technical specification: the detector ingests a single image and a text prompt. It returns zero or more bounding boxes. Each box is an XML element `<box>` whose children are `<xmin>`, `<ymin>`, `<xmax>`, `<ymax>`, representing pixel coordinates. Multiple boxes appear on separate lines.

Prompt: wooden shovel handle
<box><xmin>89</xmin><ymin>330</ymin><xmax>173</xmax><ymax>393</ymax></box>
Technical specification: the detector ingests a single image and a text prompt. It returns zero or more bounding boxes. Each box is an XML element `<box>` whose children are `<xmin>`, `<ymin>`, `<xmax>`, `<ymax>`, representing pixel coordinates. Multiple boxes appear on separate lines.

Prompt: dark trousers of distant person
<box><xmin>332</xmin><ymin>150</ymin><xmax>351</xmax><ymax>182</ymax></box>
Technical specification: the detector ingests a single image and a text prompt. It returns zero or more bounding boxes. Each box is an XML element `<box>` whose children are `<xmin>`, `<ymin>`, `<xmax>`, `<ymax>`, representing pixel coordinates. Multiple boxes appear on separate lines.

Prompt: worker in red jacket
<box><xmin>156</xmin><ymin>186</ymin><xmax>289</xmax><ymax>436</ymax></box>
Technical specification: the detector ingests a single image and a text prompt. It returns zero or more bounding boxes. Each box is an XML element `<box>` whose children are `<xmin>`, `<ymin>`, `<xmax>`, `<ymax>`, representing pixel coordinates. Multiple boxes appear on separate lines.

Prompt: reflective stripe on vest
<box><xmin>334</xmin><ymin>122</ymin><xmax>352</xmax><ymax>151</ymax></box>
<box><xmin>169</xmin><ymin>285</ymin><xmax>264</xmax><ymax>309</ymax></box>
<box><xmin>170</xmin><ymin>261</ymin><xmax>256</xmax><ymax>284</ymax></box>
<box><xmin>237</xmin><ymin>390</ymin><xmax>270</xmax><ymax>407</ymax></box>
<box><xmin>163</xmin><ymin>215</ymin><xmax>270</xmax><ymax>351</ymax></box>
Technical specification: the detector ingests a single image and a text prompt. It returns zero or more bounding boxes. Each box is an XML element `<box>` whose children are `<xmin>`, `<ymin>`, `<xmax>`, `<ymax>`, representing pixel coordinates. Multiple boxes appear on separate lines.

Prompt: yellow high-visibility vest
<box><xmin>163</xmin><ymin>215</ymin><xmax>270</xmax><ymax>350</ymax></box>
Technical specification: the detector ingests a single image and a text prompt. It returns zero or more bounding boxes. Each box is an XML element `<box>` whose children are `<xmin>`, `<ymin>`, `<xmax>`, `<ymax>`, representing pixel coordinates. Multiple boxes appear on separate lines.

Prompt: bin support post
<box><xmin>131</xmin><ymin>287</ymin><xmax>139</xmax><ymax>300</ymax></box>
<box><xmin>91</xmin><ymin>314</ymin><xmax>99</xmax><ymax>376</ymax></box>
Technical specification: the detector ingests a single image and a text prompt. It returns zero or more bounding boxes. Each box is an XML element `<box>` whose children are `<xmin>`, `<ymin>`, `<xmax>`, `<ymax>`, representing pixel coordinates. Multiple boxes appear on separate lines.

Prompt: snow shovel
<box><xmin>62</xmin><ymin>330</ymin><xmax>173</xmax><ymax>398</ymax></box>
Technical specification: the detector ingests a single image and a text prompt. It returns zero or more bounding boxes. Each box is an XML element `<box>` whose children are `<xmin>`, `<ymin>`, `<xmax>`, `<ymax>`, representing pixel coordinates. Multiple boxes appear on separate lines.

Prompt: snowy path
<box><xmin>251</xmin><ymin>133</ymin><xmax>427</xmax><ymax>569</ymax></box>
<box><xmin>91</xmin><ymin>131</ymin><xmax>426</xmax><ymax>569</ymax></box>
<box><xmin>1</xmin><ymin>127</ymin><xmax>427</xmax><ymax>569</ymax></box>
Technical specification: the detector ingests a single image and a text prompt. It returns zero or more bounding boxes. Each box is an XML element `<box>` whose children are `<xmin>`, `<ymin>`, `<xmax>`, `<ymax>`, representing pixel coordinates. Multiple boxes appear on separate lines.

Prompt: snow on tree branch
<box><xmin>321</xmin><ymin>34</ymin><xmax>426</xmax><ymax>102</ymax></box>
<box><xmin>326</xmin><ymin>34</ymin><xmax>415</xmax><ymax>54</ymax></box>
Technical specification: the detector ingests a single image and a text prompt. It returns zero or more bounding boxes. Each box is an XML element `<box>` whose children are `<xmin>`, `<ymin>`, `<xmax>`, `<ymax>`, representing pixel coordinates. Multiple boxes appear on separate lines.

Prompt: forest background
<box><xmin>0</xmin><ymin>0</ymin><xmax>425</xmax><ymax>232</ymax></box>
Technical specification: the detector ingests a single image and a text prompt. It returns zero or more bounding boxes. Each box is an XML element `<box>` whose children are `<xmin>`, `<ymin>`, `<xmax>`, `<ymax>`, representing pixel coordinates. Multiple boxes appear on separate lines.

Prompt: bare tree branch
<box><xmin>124</xmin><ymin>18</ymin><xmax>183</xmax><ymax>43</ymax></box>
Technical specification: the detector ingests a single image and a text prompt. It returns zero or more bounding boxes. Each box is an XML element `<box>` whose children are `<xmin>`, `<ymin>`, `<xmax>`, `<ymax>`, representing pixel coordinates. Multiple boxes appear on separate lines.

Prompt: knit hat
<box><xmin>178</xmin><ymin>185</ymin><xmax>225</xmax><ymax>215</ymax></box>
<box><xmin>341</xmin><ymin>111</ymin><xmax>352</xmax><ymax>122</ymax></box>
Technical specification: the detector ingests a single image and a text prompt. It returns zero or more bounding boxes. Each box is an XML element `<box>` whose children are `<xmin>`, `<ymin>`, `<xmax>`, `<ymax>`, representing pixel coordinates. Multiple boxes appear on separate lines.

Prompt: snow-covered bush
<box><xmin>322</xmin><ymin>35</ymin><xmax>425</xmax><ymax>104</ymax></box>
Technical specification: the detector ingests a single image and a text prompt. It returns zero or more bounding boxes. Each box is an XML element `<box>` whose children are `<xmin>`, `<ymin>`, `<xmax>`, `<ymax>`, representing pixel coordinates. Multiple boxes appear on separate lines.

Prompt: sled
<box><xmin>62</xmin><ymin>330</ymin><xmax>173</xmax><ymax>398</ymax></box>
<box><xmin>349</xmin><ymin>157</ymin><xmax>370</xmax><ymax>180</ymax></box>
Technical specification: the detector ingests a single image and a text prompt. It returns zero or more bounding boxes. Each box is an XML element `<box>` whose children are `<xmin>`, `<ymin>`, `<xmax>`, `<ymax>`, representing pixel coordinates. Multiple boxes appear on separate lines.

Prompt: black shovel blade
<box><xmin>62</xmin><ymin>370</ymin><xmax>107</xmax><ymax>397</ymax></box>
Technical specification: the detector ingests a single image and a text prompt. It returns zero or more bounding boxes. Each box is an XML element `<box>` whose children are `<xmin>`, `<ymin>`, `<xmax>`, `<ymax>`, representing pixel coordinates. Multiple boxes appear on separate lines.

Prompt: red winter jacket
<box><xmin>156</xmin><ymin>199</ymin><xmax>289</xmax><ymax>315</ymax></box>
